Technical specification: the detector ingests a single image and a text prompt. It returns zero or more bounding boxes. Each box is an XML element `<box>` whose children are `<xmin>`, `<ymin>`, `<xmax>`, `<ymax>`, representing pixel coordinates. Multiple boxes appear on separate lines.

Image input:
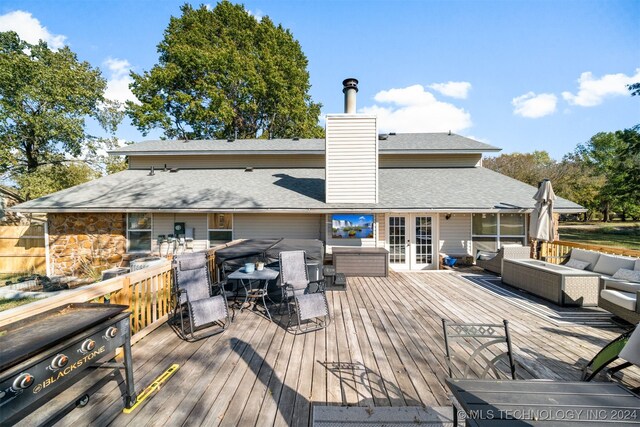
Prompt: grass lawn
<box><xmin>558</xmin><ymin>221</ymin><xmax>640</xmax><ymax>251</ymax></box>
<box><xmin>0</xmin><ymin>297</ymin><xmax>39</xmax><ymax>312</ymax></box>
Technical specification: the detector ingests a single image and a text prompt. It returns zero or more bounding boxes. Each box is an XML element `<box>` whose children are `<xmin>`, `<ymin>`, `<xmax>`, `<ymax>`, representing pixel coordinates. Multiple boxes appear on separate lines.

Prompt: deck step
<box><xmin>312</xmin><ymin>406</ymin><xmax>455</xmax><ymax>426</ymax></box>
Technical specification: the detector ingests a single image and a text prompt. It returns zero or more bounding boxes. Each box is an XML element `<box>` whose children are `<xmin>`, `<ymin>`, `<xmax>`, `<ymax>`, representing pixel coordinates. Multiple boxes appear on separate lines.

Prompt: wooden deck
<box><xmin>30</xmin><ymin>271</ymin><xmax>637</xmax><ymax>427</ymax></box>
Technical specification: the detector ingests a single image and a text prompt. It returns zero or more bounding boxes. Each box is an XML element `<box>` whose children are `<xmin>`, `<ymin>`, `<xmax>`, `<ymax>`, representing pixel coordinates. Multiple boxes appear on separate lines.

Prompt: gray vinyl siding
<box><xmin>129</xmin><ymin>153</ymin><xmax>481</xmax><ymax>169</ymax></box>
<box><xmin>380</xmin><ymin>154</ymin><xmax>481</xmax><ymax>168</ymax></box>
<box><xmin>152</xmin><ymin>213</ymin><xmax>208</xmax><ymax>253</ymax></box>
<box><xmin>234</xmin><ymin>214</ymin><xmax>323</xmax><ymax>239</ymax></box>
<box><xmin>325</xmin><ymin>115</ymin><xmax>378</xmax><ymax>203</ymax></box>
<box><xmin>438</xmin><ymin>213</ymin><xmax>472</xmax><ymax>256</ymax></box>
<box><xmin>129</xmin><ymin>154</ymin><xmax>324</xmax><ymax>169</ymax></box>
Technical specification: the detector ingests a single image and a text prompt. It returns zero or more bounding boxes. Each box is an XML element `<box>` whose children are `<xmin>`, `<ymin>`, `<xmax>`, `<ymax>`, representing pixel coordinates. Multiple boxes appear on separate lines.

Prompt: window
<box><xmin>208</xmin><ymin>213</ymin><xmax>233</xmax><ymax>246</ymax></box>
<box><xmin>127</xmin><ymin>213</ymin><xmax>152</xmax><ymax>252</ymax></box>
<box><xmin>472</xmin><ymin>213</ymin><xmax>526</xmax><ymax>254</ymax></box>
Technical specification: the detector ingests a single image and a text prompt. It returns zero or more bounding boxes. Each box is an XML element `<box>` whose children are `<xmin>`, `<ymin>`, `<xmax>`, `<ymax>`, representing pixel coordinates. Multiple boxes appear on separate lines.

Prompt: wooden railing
<box><xmin>0</xmin><ymin>240</ymin><xmax>243</xmax><ymax>341</ymax></box>
<box><xmin>540</xmin><ymin>240</ymin><xmax>640</xmax><ymax>264</ymax></box>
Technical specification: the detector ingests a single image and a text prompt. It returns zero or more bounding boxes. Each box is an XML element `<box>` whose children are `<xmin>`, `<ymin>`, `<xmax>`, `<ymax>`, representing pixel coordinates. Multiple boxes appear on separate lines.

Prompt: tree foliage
<box><xmin>485</xmin><ymin>125</ymin><xmax>640</xmax><ymax>221</ymax></box>
<box><xmin>127</xmin><ymin>1</ymin><xmax>323</xmax><ymax>140</ymax></box>
<box><xmin>14</xmin><ymin>163</ymin><xmax>101</xmax><ymax>200</ymax></box>
<box><xmin>483</xmin><ymin>151</ymin><xmax>604</xmax><ymax>219</ymax></box>
<box><xmin>573</xmin><ymin>127</ymin><xmax>640</xmax><ymax>220</ymax></box>
<box><xmin>0</xmin><ymin>31</ymin><xmax>122</xmax><ymax>186</ymax></box>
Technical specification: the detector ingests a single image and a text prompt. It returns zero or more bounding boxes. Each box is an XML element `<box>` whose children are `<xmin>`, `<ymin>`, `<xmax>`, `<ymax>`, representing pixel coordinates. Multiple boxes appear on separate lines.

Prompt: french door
<box><xmin>388</xmin><ymin>214</ymin><xmax>435</xmax><ymax>270</ymax></box>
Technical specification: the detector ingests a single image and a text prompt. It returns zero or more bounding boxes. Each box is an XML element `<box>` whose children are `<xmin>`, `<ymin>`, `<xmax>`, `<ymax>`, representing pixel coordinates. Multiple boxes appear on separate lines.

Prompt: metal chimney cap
<box><xmin>342</xmin><ymin>78</ymin><xmax>359</xmax><ymax>93</ymax></box>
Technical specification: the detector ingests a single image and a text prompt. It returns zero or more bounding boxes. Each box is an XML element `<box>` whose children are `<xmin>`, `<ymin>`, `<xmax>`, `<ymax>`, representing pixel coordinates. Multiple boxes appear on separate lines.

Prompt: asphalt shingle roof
<box><xmin>109</xmin><ymin>133</ymin><xmax>500</xmax><ymax>155</ymax></box>
<box><xmin>13</xmin><ymin>167</ymin><xmax>582</xmax><ymax>213</ymax></box>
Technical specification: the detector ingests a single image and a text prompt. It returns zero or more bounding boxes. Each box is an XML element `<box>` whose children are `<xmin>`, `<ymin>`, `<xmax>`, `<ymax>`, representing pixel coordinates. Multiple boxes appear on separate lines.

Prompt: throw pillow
<box><xmin>613</xmin><ymin>268</ymin><xmax>640</xmax><ymax>283</ymax></box>
<box><xmin>565</xmin><ymin>259</ymin><xmax>590</xmax><ymax>270</ymax></box>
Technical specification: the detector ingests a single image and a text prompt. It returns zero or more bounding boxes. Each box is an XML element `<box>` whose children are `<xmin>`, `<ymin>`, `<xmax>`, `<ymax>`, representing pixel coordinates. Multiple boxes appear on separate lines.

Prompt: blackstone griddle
<box><xmin>0</xmin><ymin>303</ymin><xmax>137</xmax><ymax>425</ymax></box>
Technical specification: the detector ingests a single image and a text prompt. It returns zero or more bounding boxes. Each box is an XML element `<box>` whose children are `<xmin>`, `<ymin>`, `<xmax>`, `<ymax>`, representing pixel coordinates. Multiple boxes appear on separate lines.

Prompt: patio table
<box><xmin>228</xmin><ymin>267</ymin><xmax>279</xmax><ymax>322</ymax></box>
<box><xmin>446</xmin><ymin>378</ymin><xmax>640</xmax><ymax>426</ymax></box>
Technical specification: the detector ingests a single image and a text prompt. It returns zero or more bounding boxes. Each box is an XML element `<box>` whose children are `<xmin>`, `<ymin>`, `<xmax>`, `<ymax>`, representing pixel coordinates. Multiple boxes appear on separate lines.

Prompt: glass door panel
<box><xmin>413</xmin><ymin>216</ymin><xmax>433</xmax><ymax>267</ymax></box>
<box><xmin>388</xmin><ymin>216</ymin><xmax>407</xmax><ymax>265</ymax></box>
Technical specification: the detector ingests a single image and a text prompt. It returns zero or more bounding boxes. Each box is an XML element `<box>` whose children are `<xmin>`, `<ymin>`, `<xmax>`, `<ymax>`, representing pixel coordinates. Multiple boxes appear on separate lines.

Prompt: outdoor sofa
<box><xmin>475</xmin><ymin>244</ymin><xmax>531</xmax><ymax>275</ymax></box>
<box><xmin>546</xmin><ymin>248</ymin><xmax>640</xmax><ymax>323</ymax></box>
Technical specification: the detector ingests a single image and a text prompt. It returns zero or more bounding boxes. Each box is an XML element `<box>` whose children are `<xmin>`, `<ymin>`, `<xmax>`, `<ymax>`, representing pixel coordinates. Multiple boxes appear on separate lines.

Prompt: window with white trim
<box><xmin>472</xmin><ymin>213</ymin><xmax>526</xmax><ymax>254</ymax></box>
<box><xmin>127</xmin><ymin>213</ymin><xmax>152</xmax><ymax>252</ymax></box>
<box><xmin>208</xmin><ymin>213</ymin><xmax>233</xmax><ymax>246</ymax></box>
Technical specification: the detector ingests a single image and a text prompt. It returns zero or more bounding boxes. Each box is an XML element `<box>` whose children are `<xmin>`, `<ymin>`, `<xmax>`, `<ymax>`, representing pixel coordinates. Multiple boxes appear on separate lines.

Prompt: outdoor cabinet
<box><xmin>332</xmin><ymin>247</ymin><xmax>389</xmax><ymax>277</ymax></box>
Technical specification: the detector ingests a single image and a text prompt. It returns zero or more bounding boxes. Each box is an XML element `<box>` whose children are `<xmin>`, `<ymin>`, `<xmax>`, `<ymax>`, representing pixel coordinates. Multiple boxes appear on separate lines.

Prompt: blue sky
<box><xmin>1</xmin><ymin>0</ymin><xmax>638</xmax><ymax>159</ymax></box>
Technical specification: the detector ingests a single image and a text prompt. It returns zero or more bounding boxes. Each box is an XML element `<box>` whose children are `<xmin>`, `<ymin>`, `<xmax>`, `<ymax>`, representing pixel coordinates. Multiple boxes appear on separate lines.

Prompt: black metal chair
<box><xmin>278</xmin><ymin>250</ymin><xmax>330</xmax><ymax>333</ymax></box>
<box><xmin>442</xmin><ymin>319</ymin><xmax>517</xmax><ymax>426</ymax></box>
<box><xmin>442</xmin><ymin>319</ymin><xmax>517</xmax><ymax>380</ymax></box>
<box><xmin>171</xmin><ymin>251</ymin><xmax>230</xmax><ymax>341</ymax></box>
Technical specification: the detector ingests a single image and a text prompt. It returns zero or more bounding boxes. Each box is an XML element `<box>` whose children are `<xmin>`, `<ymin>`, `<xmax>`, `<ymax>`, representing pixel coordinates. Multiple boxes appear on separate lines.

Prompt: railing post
<box><xmin>121</xmin><ymin>276</ymin><xmax>132</xmax><ymax>309</ymax></box>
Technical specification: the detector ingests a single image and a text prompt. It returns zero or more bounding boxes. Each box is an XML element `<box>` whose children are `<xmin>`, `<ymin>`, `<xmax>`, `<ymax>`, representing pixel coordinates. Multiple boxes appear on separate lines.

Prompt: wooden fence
<box><xmin>0</xmin><ymin>223</ymin><xmax>46</xmax><ymax>274</ymax></box>
<box><xmin>0</xmin><ymin>241</ymin><xmax>242</xmax><ymax>342</ymax></box>
<box><xmin>540</xmin><ymin>240</ymin><xmax>640</xmax><ymax>264</ymax></box>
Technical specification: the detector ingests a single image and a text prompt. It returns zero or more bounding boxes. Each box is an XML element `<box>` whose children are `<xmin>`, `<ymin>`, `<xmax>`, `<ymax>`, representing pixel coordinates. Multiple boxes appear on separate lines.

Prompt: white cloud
<box><xmin>246</xmin><ymin>8</ymin><xmax>263</xmax><ymax>22</ymax></box>
<box><xmin>0</xmin><ymin>10</ymin><xmax>66</xmax><ymax>49</ymax></box>
<box><xmin>562</xmin><ymin>69</ymin><xmax>640</xmax><ymax>107</ymax></box>
<box><xmin>360</xmin><ymin>84</ymin><xmax>472</xmax><ymax>133</ymax></box>
<box><xmin>511</xmin><ymin>92</ymin><xmax>557</xmax><ymax>118</ymax></box>
<box><xmin>428</xmin><ymin>81</ymin><xmax>472</xmax><ymax>99</ymax></box>
<box><xmin>103</xmin><ymin>58</ymin><xmax>136</xmax><ymax>106</ymax></box>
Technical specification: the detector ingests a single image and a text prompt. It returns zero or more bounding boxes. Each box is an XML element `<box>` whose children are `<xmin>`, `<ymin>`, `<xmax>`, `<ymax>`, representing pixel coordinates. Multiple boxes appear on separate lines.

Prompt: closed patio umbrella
<box><xmin>529</xmin><ymin>179</ymin><xmax>557</xmax><ymax>242</ymax></box>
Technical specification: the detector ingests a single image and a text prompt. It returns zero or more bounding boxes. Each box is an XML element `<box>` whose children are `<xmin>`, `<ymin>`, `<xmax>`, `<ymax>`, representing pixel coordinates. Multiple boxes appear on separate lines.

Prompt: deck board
<box><xmin>47</xmin><ymin>270</ymin><xmax>637</xmax><ymax>427</ymax></box>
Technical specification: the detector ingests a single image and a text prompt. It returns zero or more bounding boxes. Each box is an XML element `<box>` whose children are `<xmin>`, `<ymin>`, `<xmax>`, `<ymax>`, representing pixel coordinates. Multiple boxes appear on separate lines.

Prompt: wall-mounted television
<box><xmin>331</xmin><ymin>214</ymin><xmax>374</xmax><ymax>239</ymax></box>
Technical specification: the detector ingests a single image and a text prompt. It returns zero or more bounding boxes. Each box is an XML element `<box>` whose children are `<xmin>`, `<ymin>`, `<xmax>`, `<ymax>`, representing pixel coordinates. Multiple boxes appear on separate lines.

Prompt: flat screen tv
<box><xmin>331</xmin><ymin>214</ymin><xmax>374</xmax><ymax>239</ymax></box>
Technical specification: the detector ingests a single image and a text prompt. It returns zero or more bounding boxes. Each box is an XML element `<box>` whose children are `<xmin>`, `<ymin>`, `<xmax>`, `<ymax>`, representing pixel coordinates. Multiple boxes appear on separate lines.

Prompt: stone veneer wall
<box><xmin>48</xmin><ymin>213</ymin><xmax>126</xmax><ymax>276</ymax></box>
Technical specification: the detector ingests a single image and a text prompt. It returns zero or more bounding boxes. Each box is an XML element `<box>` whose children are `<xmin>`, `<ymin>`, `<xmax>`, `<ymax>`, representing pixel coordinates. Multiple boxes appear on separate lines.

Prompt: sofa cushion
<box><xmin>604</xmin><ymin>278</ymin><xmax>640</xmax><ymax>294</ymax></box>
<box><xmin>601</xmin><ymin>289</ymin><xmax>637</xmax><ymax>311</ymax></box>
<box><xmin>593</xmin><ymin>254</ymin><xmax>636</xmax><ymax>276</ymax></box>
<box><xmin>613</xmin><ymin>268</ymin><xmax>640</xmax><ymax>283</ymax></box>
<box><xmin>566</xmin><ymin>259</ymin><xmax>590</xmax><ymax>270</ymax></box>
<box><xmin>569</xmin><ymin>249</ymin><xmax>601</xmax><ymax>271</ymax></box>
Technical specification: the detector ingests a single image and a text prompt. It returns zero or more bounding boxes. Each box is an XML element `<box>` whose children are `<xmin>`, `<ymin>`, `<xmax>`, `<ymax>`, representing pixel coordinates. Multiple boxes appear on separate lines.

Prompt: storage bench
<box><xmin>331</xmin><ymin>247</ymin><xmax>389</xmax><ymax>277</ymax></box>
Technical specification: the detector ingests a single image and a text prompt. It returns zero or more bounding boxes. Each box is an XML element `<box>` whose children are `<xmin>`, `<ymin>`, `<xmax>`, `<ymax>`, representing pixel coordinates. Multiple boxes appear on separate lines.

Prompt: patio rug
<box><xmin>460</xmin><ymin>274</ymin><xmax>617</xmax><ymax>328</ymax></box>
<box><xmin>312</xmin><ymin>406</ymin><xmax>454</xmax><ymax>427</ymax></box>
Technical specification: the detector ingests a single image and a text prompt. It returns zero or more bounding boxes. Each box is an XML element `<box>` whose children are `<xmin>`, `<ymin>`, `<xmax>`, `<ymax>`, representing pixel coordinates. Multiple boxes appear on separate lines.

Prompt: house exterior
<box><xmin>12</xmin><ymin>80</ymin><xmax>583</xmax><ymax>276</ymax></box>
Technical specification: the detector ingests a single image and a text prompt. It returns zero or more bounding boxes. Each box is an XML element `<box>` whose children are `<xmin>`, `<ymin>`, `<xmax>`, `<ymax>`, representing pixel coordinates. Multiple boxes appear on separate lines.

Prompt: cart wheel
<box><xmin>76</xmin><ymin>394</ymin><xmax>90</xmax><ymax>407</ymax></box>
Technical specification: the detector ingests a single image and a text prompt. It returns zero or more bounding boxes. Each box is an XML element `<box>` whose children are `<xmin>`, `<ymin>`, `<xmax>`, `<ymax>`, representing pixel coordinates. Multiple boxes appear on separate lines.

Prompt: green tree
<box><xmin>104</xmin><ymin>156</ymin><xmax>129</xmax><ymax>175</ymax></box>
<box><xmin>574</xmin><ymin>128</ymin><xmax>640</xmax><ymax>221</ymax></box>
<box><xmin>483</xmin><ymin>150</ymin><xmax>606</xmax><ymax>220</ymax></box>
<box><xmin>14</xmin><ymin>163</ymin><xmax>100</xmax><ymax>200</ymax></box>
<box><xmin>0</xmin><ymin>31</ymin><xmax>122</xmax><ymax>188</ymax></box>
<box><xmin>127</xmin><ymin>2</ymin><xmax>323</xmax><ymax>140</ymax></box>
<box><xmin>483</xmin><ymin>151</ymin><xmax>556</xmax><ymax>187</ymax></box>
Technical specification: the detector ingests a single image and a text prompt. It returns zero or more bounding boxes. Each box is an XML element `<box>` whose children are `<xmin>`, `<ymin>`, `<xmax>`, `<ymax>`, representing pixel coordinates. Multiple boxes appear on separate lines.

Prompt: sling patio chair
<box><xmin>582</xmin><ymin>323</ymin><xmax>640</xmax><ymax>391</ymax></box>
<box><xmin>278</xmin><ymin>250</ymin><xmax>330</xmax><ymax>333</ymax></box>
<box><xmin>171</xmin><ymin>251</ymin><xmax>230</xmax><ymax>341</ymax></box>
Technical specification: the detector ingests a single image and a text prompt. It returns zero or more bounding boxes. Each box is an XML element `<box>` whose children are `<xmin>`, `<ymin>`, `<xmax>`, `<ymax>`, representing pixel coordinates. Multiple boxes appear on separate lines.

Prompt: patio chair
<box><xmin>441</xmin><ymin>319</ymin><xmax>517</xmax><ymax>380</ymax></box>
<box><xmin>442</xmin><ymin>319</ymin><xmax>517</xmax><ymax>427</ymax></box>
<box><xmin>582</xmin><ymin>324</ymin><xmax>639</xmax><ymax>388</ymax></box>
<box><xmin>171</xmin><ymin>251</ymin><xmax>230</xmax><ymax>341</ymax></box>
<box><xmin>278</xmin><ymin>250</ymin><xmax>330</xmax><ymax>333</ymax></box>
<box><xmin>475</xmin><ymin>244</ymin><xmax>531</xmax><ymax>275</ymax></box>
